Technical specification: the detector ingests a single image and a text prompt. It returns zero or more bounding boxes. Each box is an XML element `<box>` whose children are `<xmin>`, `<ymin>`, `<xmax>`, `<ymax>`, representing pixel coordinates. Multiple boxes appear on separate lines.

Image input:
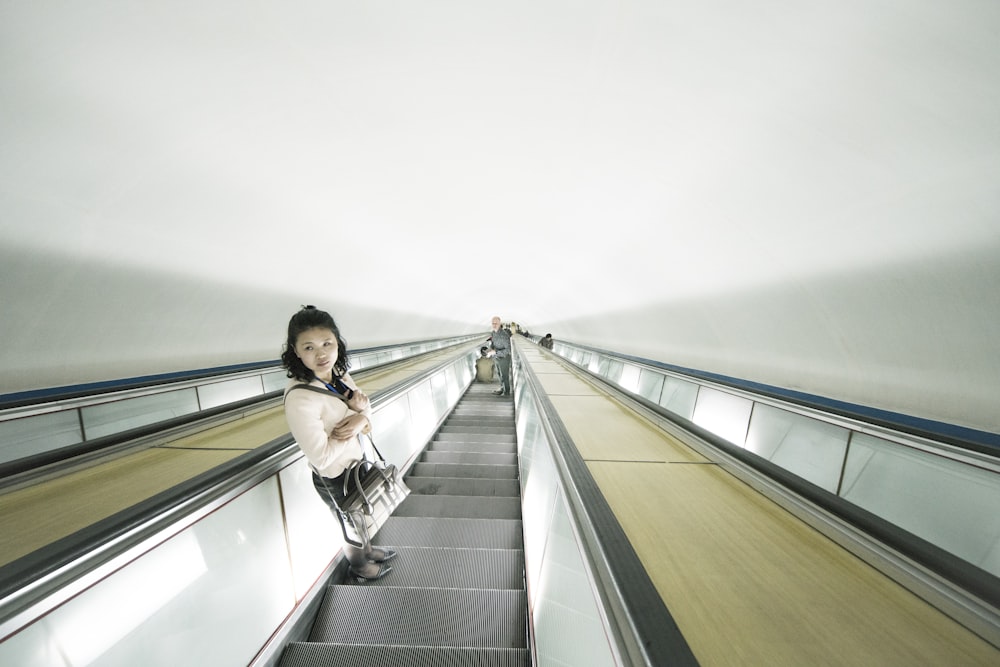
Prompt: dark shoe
<box><xmin>350</xmin><ymin>562</ymin><xmax>393</xmax><ymax>581</ymax></box>
<box><xmin>368</xmin><ymin>547</ymin><xmax>397</xmax><ymax>563</ymax></box>
<box><xmin>493</xmin><ymin>389</ymin><xmax>505</xmax><ymax>395</ymax></box>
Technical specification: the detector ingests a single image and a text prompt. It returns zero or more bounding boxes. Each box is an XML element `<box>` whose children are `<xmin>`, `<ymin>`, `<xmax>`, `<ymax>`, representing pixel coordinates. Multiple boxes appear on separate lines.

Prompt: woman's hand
<box><xmin>346</xmin><ymin>390</ymin><xmax>370</xmax><ymax>414</ymax></box>
<box><xmin>330</xmin><ymin>413</ymin><xmax>370</xmax><ymax>440</ymax></box>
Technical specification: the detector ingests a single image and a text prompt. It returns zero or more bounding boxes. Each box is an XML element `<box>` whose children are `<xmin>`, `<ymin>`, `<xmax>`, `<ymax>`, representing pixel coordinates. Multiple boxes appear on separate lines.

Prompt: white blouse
<box><xmin>283</xmin><ymin>374</ymin><xmax>371</xmax><ymax>478</ymax></box>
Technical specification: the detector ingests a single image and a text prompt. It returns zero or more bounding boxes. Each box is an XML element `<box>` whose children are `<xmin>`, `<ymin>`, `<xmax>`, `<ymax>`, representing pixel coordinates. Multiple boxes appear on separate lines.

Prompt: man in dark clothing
<box><xmin>489</xmin><ymin>315</ymin><xmax>512</xmax><ymax>396</ymax></box>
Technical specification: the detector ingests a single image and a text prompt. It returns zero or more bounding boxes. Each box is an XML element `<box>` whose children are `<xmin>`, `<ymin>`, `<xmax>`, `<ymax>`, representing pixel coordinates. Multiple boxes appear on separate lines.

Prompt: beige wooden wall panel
<box><xmin>519</xmin><ymin>342</ymin><xmax>999</xmax><ymax>666</ymax></box>
<box><xmin>0</xmin><ymin>448</ymin><xmax>243</xmax><ymax>565</ymax></box>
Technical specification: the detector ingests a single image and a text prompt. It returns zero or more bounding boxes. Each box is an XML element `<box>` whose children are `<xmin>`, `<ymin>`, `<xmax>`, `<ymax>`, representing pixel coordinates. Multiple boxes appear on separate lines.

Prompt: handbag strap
<box><xmin>285</xmin><ymin>382</ymin><xmax>351</xmax><ymax>404</ymax></box>
<box><xmin>350</xmin><ymin>459</ymin><xmax>394</xmax><ymax>512</ymax></box>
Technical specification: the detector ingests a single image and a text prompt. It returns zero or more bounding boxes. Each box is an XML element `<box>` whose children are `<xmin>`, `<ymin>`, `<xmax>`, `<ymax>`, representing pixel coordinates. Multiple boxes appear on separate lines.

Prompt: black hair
<box><xmin>280</xmin><ymin>305</ymin><xmax>351</xmax><ymax>381</ymax></box>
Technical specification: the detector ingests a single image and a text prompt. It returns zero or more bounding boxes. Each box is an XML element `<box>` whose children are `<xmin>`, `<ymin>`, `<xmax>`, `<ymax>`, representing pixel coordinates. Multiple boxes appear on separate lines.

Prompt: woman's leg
<box><xmin>313</xmin><ymin>472</ymin><xmax>392</xmax><ymax>578</ymax></box>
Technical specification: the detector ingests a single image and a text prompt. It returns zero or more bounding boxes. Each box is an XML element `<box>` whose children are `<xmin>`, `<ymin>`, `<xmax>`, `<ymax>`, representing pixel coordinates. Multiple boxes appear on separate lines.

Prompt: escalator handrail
<box><xmin>0</xmin><ymin>343</ymin><xmax>481</xmax><ymax>632</ymax></box>
<box><xmin>563</xmin><ymin>350</ymin><xmax>1000</xmax><ymax>622</ymax></box>
<box><xmin>515</xmin><ymin>344</ymin><xmax>700</xmax><ymax>667</ymax></box>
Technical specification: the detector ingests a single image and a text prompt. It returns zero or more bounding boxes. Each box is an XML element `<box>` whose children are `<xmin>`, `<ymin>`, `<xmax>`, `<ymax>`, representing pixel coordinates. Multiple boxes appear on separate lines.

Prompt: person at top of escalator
<box><xmin>280</xmin><ymin>305</ymin><xmax>396</xmax><ymax>581</ymax></box>
<box><xmin>539</xmin><ymin>333</ymin><xmax>554</xmax><ymax>350</ymax></box>
<box><xmin>487</xmin><ymin>315</ymin><xmax>512</xmax><ymax>396</ymax></box>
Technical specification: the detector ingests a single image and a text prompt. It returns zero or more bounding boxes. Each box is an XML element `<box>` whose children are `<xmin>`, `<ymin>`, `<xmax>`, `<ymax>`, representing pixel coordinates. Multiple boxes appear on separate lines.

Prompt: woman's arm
<box><xmin>284</xmin><ymin>390</ymin><xmax>356</xmax><ymax>471</ymax></box>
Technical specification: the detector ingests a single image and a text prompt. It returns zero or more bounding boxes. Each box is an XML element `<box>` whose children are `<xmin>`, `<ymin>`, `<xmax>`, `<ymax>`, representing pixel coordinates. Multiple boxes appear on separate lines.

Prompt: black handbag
<box><xmin>315</xmin><ymin>435</ymin><xmax>410</xmax><ymax>548</ymax></box>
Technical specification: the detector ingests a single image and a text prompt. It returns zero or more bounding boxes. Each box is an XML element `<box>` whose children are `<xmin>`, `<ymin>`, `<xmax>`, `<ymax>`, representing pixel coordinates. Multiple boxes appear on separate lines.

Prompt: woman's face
<box><xmin>294</xmin><ymin>327</ymin><xmax>339</xmax><ymax>380</ymax></box>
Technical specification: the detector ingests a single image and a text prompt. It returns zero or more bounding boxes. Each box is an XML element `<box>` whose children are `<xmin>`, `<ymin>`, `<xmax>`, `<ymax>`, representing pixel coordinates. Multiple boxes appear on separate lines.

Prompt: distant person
<box><xmin>488</xmin><ymin>315</ymin><xmax>512</xmax><ymax>396</ymax></box>
<box><xmin>281</xmin><ymin>305</ymin><xmax>396</xmax><ymax>581</ymax></box>
<box><xmin>476</xmin><ymin>346</ymin><xmax>496</xmax><ymax>382</ymax></box>
<box><xmin>540</xmin><ymin>333</ymin><xmax>554</xmax><ymax>350</ymax></box>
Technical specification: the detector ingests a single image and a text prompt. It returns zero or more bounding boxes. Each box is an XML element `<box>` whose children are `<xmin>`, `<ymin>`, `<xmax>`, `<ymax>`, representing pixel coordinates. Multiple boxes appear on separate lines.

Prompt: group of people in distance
<box><xmin>477</xmin><ymin>321</ymin><xmax>554</xmax><ymax>389</ymax></box>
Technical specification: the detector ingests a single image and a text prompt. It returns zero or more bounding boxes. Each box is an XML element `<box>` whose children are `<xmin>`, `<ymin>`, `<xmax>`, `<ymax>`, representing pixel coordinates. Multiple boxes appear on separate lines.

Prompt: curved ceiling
<box><xmin>2</xmin><ymin>2</ymin><xmax>999</xmax><ymax>430</ymax></box>
<box><xmin>4</xmin><ymin>2</ymin><xmax>997</xmax><ymax>321</ymax></box>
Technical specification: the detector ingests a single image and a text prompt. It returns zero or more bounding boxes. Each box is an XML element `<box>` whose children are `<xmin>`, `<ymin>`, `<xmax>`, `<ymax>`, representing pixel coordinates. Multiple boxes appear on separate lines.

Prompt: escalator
<box><xmin>279</xmin><ymin>382</ymin><xmax>530</xmax><ymax>666</ymax></box>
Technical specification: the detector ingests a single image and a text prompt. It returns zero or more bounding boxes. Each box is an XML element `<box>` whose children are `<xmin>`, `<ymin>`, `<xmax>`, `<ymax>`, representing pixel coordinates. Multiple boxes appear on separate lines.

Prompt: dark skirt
<box><xmin>312</xmin><ymin>470</ymin><xmax>349</xmax><ymax>510</ymax></box>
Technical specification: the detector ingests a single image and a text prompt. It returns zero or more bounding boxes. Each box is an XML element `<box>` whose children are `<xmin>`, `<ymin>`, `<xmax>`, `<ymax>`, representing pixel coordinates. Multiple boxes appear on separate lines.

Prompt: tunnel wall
<box><xmin>0</xmin><ymin>245</ymin><xmax>480</xmax><ymax>398</ymax></box>
<box><xmin>2</xmin><ymin>242</ymin><xmax>998</xmax><ymax>435</ymax></box>
<box><xmin>546</xmin><ymin>242</ymin><xmax>1000</xmax><ymax>435</ymax></box>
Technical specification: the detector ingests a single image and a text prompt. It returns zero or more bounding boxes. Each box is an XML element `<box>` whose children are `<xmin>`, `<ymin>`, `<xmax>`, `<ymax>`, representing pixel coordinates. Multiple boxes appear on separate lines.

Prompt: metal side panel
<box><xmin>394</xmin><ymin>494</ymin><xmax>522</xmax><ymax>520</ymax></box>
<box><xmin>375</xmin><ymin>517</ymin><xmax>524</xmax><ymax>550</ymax></box>
<box><xmin>308</xmin><ymin>586</ymin><xmax>528</xmax><ymax>648</ymax></box>
<box><xmin>280</xmin><ymin>643</ymin><xmax>530</xmax><ymax>667</ymax></box>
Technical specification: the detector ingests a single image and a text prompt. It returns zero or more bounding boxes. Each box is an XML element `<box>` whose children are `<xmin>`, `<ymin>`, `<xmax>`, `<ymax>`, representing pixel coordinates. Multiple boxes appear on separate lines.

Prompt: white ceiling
<box><xmin>3</xmin><ymin>1</ymin><xmax>997</xmax><ymax>330</ymax></box>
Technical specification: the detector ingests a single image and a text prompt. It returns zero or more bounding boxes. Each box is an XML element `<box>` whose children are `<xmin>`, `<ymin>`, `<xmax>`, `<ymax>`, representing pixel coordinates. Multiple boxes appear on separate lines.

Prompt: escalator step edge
<box><xmin>280</xmin><ymin>643</ymin><xmax>530</xmax><ymax>667</ymax></box>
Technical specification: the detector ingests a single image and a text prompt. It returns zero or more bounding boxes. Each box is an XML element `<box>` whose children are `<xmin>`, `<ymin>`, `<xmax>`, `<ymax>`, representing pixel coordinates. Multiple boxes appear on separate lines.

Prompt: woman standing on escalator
<box><xmin>280</xmin><ymin>305</ymin><xmax>396</xmax><ymax>580</ymax></box>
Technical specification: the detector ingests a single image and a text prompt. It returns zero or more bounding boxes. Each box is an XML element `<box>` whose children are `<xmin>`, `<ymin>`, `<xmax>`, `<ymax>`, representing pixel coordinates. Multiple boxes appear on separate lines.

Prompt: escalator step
<box><xmin>406</xmin><ymin>476</ymin><xmax>520</xmax><ymax>497</ymax></box>
<box><xmin>347</xmin><ymin>547</ymin><xmax>524</xmax><ymax>590</ymax></box>
<box><xmin>433</xmin><ymin>431</ymin><xmax>516</xmax><ymax>443</ymax></box>
<box><xmin>375</xmin><ymin>516</ymin><xmax>523</xmax><ymax>550</ymax></box>
<box><xmin>394</xmin><ymin>494</ymin><xmax>522</xmax><ymax>519</ymax></box>
<box><xmin>281</xmin><ymin>642</ymin><xmax>530</xmax><ymax>667</ymax></box>
<box><xmin>308</xmin><ymin>586</ymin><xmax>527</xmax><ymax>648</ymax></box>
<box><xmin>422</xmin><ymin>451</ymin><xmax>518</xmax><ymax>465</ymax></box>
<box><xmin>438</xmin><ymin>424</ymin><xmax>516</xmax><ymax>435</ymax></box>
<box><xmin>426</xmin><ymin>439</ymin><xmax>517</xmax><ymax>454</ymax></box>
<box><xmin>410</xmin><ymin>462</ymin><xmax>518</xmax><ymax>479</ymax></box>
<box><xmin>442</xmin><ymin>416</ymin><xmax>513</xmax><ymax>426</ymax></box>
<box><xmin>451</xmin><ymin>411</ymin><xmax>513</xmax><ymax>419</ymax></box>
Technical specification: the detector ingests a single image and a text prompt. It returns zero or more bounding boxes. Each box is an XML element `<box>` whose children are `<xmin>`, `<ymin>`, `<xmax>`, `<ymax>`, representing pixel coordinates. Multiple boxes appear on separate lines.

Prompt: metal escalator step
<box><xmin>409</xmin><ymin>462</ymin><xmax>518</xmax><ymax>479</ymax></box>
<box><xmin>308</xmin><ymin>586</ymin><xmax>527</xmax><ymax>648</ymax></box>
<box><xmin>422</xmin><ymin>451</ymin><xmax>518</xmax><ymax>465</ymax></box>
<box><xmin>426</xmin><ymin>440</ymin><xmax>517</xmax><ymax>454</ymax></box>
<box><xmin>438</xmin><ymin>424</ymin><xmax>516</xmax><ymax>435</ymax></box>
<box><xmin>453</xmin><ymin>405</ymin><xmax>513</xmax><ymax>414</ymax></box>
<box><xmin>348</xmin><ymin>547</ymin><xmax>524</xmax><ymax>590</ymax></box>
<box><xmin>443</xmin><ymin>416</ymin><xmax>512</xmax><ymax>426</ymax></box>
<box><xmin>375</xmin><ymin>517</ymin><xmax>523</xmax><ymax>550</ymax></box>
<box><xmin>280</xmin><ymin>643</ymin><xmax>530</xmax><ymax>667</ymax></box>
<box><xmin>406</xmin><ymin>476</ymin><xmax>520</xmax><ymax>497</ymax></box>
<box><xmin>394</xmin><ymin>494</ymin><xmax>522</xmax><ymax>519</ymax></box>
<box><xmin>433</xmin><ymin>431</ymin><xmax>516</xmax><ymax>443</ymax></box>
